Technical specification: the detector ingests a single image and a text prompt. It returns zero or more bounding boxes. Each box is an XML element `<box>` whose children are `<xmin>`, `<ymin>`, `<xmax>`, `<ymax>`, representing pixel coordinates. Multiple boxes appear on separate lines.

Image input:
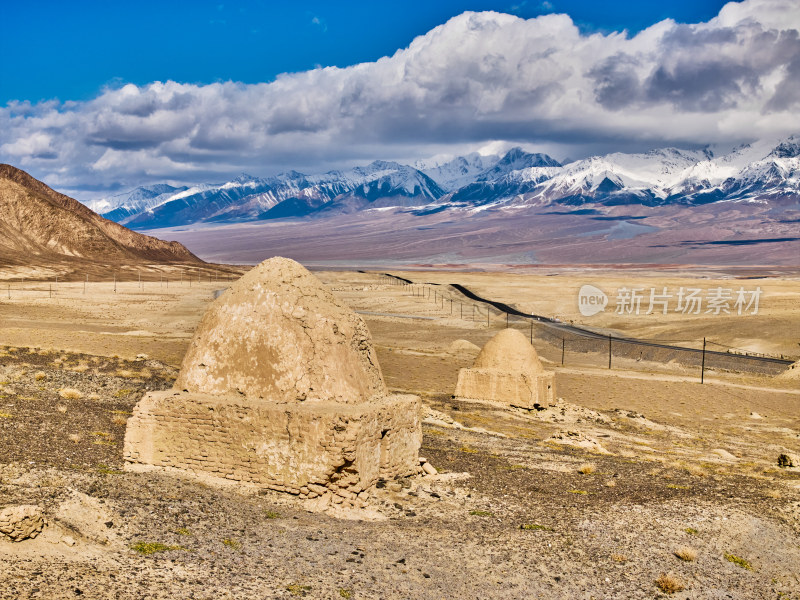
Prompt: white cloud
<box><xmin>1</xmin><ymin>0</ymin><xmax>799</xmax><ymax>196</ymax></box>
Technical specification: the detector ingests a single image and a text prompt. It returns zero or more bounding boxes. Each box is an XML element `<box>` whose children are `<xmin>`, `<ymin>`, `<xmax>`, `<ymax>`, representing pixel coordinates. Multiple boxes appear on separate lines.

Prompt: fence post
<box><xmin>701</xmin><ymin>337</ymin><xmax>706</xmax><ymax>384</ymax></box>
<box><xmin>608</xmin><ymin>335</ymin><xmax>612</xmax><ymax>369</ymax></box>
<box><xmin>506</xmin><ymin>312</ymin><xmax>509</xmax><ymax>328</ymax></box>
<box><xmin>561</xmin><ymin>337</ymin><xmax>565</xmax><ymax>365</ymax></box>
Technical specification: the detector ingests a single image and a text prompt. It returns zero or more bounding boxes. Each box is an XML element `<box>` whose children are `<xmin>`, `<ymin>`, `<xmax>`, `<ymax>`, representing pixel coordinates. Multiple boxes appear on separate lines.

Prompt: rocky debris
<box><xmin>523</xmin><ymin>398</ymin><xmax>610</xmax><ymax>425</ymax></box>
<box><xmin>778</xmin><ymin>453</ymin><xmax>798</xmax><ymax>468</ymax></box>
<box><xmin>0</xmin><ymin>504</ymin><xmax>45</xmax><ymax>541</ymax></box>
<box><xmin>125</xmin><ymin>257</ymin><xmax>421</xmax><ymax>511</ymax></box>
<box><xmin>54</xmin><ymin>490</ymin><xmax>118</xmax><ymax>545</ymax></box>
<box><xmin>419</xmin><ymin>457</ymin><xmax>438</xmax><ymax>476</ymax></box>
<box><xmin>546</xmin><ymin>430</ymin><xmax>612</xmax><ymax>455</ymax></box>
<box><xmin>454</xmin><ymin>329</ymin><xmax>555</xmax><ymax>409</ymax></box>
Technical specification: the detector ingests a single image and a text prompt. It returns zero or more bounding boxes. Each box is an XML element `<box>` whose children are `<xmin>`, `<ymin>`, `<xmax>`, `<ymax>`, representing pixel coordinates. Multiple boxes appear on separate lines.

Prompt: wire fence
<box><xmin>0</xmin><ymin>268</ymin><xmax>238</xmax><ymax>300</ymax></box>
<box><xmin>379</xmin><ymin>273</ymin><xmax>794</xmax><ymax>379</ymax></box>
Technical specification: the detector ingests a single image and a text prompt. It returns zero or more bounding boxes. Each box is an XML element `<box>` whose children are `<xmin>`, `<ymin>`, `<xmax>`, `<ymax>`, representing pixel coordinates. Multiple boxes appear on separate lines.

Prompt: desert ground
<box><xmin>1</xmin><ymin>267</ymin><xmax>799</xmax><ymax>599</ymax></box>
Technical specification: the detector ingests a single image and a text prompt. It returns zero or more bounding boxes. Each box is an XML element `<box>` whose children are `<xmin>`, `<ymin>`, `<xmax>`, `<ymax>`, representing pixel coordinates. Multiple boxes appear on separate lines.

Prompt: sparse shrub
<box><xmin>656</xmin><ymin>573</ymin><xmax>684</xmax><ymax>594</ymax></box>
<box><xmin>568</xmin><ymin>489</ymin><xmax>588</xmax><ymax>495</ymax></box>
<box><xmin>0</xmin><ymin>411</ymin><xmax>13</xmax><ymax>419</ymax></box>
<box><xmin>339</xmin><ymin>589</ymin><xmax>352</xmax><ymax>599</ymax></box>
<box><xmin>674</xmin><ymin>546</ymin><xmax>697</xmax><ymax>561</ymax></box>
<box><xmin>34</xmin><ymin>371</ymin><xmax>46</xmax><ymax>381</ymax></box>
<box><xmin>611</xmin><ymin>553</ymin><xmax>627</xmax><ymax>563</ymax></box>
<box><xmin>577</xmin><ymin>463</ymin><xmax>596</xmax><ymax>475</ymax></box>
<box><xmin>469</xmin><ymin>510</ymin><xmax>494</xmax><ymax>517</ymax></box>
<box><xmin>286</xmin><ymin>584</ymin><xmax>311</xmax><ymax>596</ymax></box>
<box><xmin>685</xmin><ymin>527</ymin><xmax>698</xmax><ymax>535</ymax></box>
<box><xmin>459</xmin><ymin>446</ymin><xmax>478</xmax><ymax>453</ymax></box>
<box><xmin>222</xmin><ymin>538</ymin><xmax>241</xmax><ymax>550</ymax></box>
<box><xmin>667</xmin><ymin>484</ymin><xmax>690</xmax><ymax>490</ymax></box>
<box><xmin>725</xmin><ymin>553</ymin><xmax>752</xmax><ymax>570</ymax></box>
<box><xmin>70</xmin><ymin>364</ymin><xmax>89</xmax><ymax>373</ymax></box>
<box><xmin>175</xmin><ymin>528</ymin><xmax>191</xmax><ymax>536</ymax></box>
<box><xmin>112</xmin><ymin>415</ymin><xmax>128</xmax><ymax>426</ymax></box>
<box><xmin>97</xmin><ymin>464</ymin><xmax>123</xmax><ymax>475</ymax></box>
<box><xmin>58</xmin><ymin>388</ymin><xmax>83</xmax><ymax>399</ymax></box>
<box><xmin>264</xmin><ymin>510</ymin><xmax>281</xmax><ymax>519</ymax></box>
<box><xmin>114</xmin><ymin>389</ymin><xmax>134</xmax><ymax>397</ymax></box>
<box><xmin>130</xmin><ymin>541</ymin><xmax>184</xmax><ymax>555</ymax></box>
<box><xmin>520</xmin><ymin>523</ymin><xmax>551</xmax><ymax>531</ymax></box>
<box><xmin>115</xmin><ymin>369</ymin><xmax>137</xmax><ymax>379</ymax></box>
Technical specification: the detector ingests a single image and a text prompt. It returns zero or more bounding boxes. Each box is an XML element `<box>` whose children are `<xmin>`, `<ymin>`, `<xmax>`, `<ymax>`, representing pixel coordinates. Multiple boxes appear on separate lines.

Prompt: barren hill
<box><xmin>0</xmin><ymin>164</ymin><xmax>202</xmax><ymax>272</ymax></box>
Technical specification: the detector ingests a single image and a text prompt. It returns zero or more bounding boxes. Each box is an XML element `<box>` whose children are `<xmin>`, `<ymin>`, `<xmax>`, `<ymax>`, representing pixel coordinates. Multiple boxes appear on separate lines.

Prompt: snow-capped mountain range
<box><xmin>87</xmin><ymin>137</ymin><xmax>800</xmax><ymax>229</ymax></box>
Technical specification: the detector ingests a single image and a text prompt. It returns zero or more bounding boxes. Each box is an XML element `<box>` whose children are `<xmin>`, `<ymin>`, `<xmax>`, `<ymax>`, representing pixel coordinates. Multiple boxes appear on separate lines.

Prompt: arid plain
<box><xmin>1</xmin><ymin>267</ymin><xmax>799</xmax><ymax>599</ymax></box>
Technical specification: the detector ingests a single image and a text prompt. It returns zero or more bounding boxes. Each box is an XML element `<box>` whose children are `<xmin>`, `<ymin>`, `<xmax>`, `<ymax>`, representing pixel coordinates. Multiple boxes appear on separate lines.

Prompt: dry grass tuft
<box><xmin>610</xmin><ymin>553</ymin><xmax>627</xmax><ymax>563</ymax></box>
<box><xmin>56</xmin><ymin>404</ymin><xmax>68</xmax><ymax>413</ymax></box>
<box><xmin>70</xmin><ymin>363</ymin><xmax>89</xmax><ymax>373</ymax></box>
<box><xmin>112</xmin><ymin>415</ymin><xmax>128</xmax><ymax>426</ymax></box>
<box><xmin>577</xmin><ymin>463</ymin><xmax>596</xmax><ymax>475</ymax></box>
<box><xmin>674</xmin><ymin>546</ymin><xmax>697</xmax><ymax>561</ymax></box>
<box><xmin>655</xmin><ymin>573</ymin><xmax>685</xmax><ymax>594</ymax></box>
<box><xmin>34</xmin><ymin>371</ymin><xmax>47</xmax><ymax>381</ymax></box>
<box><xmin>88</xmin><ymin>393</ymin><xmax>102</xmax><ymax>401</ymax></box>
<box><xmin>58</xmin><ymin>388</ymin><xmax>83</xmax><ymax>400</ymax></box>
<box><xmin>68</xmin><ymin>433</ymin><xmax>82</xmax><ymax>443</ymax></box>
<box><xmin>115</xmin><ymin>369</ymin><xmax>138</xmax><ymax>379</ymax></box>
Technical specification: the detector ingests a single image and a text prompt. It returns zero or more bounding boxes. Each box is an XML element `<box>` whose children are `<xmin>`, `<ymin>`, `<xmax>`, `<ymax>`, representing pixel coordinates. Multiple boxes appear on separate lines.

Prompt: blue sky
<box><xmin>1</xmin><ymin>0</ymin><xmax>729</xmax><ymax>105</ymax></box>
<box><xmin>1</xmin><ymin>0</ymin><xmax>798</xmax><ymax>196</ymax></box>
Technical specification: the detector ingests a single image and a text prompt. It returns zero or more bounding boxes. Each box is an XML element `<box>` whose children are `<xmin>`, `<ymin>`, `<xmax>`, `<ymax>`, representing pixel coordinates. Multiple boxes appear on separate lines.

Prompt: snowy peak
<box><xmin>417</xmin><ymin>152</ymin><xmax>501</xmax><ymax>191</ymax></box>
<box><xmin>475</xmin><ymin>148</ymin><xmax>561</xmax><ymax>182</ymax></box>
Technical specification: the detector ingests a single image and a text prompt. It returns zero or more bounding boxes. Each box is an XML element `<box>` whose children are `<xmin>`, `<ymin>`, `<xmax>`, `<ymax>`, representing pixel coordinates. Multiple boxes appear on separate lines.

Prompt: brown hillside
<box><xmin>0</xmin><ymin>164</ymin><xmax>202</xmax><ymax>269</ymax></box>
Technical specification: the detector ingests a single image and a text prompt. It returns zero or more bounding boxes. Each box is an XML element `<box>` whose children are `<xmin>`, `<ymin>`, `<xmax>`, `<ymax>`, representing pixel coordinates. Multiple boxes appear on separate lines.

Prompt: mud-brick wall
<box><xmin>123</xmin><ymin>391</ymin><xmax>421</xmax><ymax>502</ymax></box>
<box><xmin>455</xmin><ymin>368</ymin><xmax>555</xmax><ymax>408</ymax></box>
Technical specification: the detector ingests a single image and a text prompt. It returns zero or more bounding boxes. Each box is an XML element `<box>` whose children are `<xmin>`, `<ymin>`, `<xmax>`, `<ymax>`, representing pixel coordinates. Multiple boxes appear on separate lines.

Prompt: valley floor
<box><xmin>0</xmin><ymin>270</ymin><xmax>799</xmax><ymax>599</ymax></box>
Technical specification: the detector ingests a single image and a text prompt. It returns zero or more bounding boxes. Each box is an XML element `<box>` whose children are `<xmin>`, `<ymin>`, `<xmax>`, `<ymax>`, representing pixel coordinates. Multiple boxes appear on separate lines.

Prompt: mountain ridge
<box><xmin>0</xmin><ymin>164</ymin><xmax>202</xmax><ymax>267</ymax></box>
<box><xmin>84</xmin><ymin>138</ymin><xmax>800</xmax><ymax>230</ymax></box>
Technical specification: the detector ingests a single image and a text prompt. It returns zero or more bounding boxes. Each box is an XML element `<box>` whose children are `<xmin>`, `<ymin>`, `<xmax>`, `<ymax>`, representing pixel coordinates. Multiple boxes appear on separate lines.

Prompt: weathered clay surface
<box><xmin>124</xmin><ymin>257</ymin><xmax>421</xmax><ymax>506</ymax></box>
<box><xmin>0</xmin><ymin>505</ymin><xmax>45</xmax><ymax>541</ymax></box>
<box><xmin>175</xmin><ymin>256</ymin><xmax>386</xmax><ymax>404</ymax></box>
<box><xmin>454</xmin><ymin>329</ymin><xmax>555</xmax><ymax>409</ymax></box>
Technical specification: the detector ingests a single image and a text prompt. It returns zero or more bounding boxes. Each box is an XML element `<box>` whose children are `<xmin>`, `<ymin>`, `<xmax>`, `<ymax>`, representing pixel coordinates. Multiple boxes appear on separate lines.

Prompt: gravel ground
<box><xmin>1</xmin><ymin>348</ymin><xmax>800</xmax><ymax>599</ymax></box>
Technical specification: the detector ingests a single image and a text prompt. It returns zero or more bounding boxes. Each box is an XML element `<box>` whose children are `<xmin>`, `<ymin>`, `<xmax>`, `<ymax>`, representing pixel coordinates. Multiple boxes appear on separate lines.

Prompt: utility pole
<box><xmin>608</xmin><ymin>335</ymin><xmax>612</xmax><ymax>369</ymax></box>
<box><xmin>701</xmin><ymin>337</ymin><xmax>707</xmax><ymax>384</ymax></box>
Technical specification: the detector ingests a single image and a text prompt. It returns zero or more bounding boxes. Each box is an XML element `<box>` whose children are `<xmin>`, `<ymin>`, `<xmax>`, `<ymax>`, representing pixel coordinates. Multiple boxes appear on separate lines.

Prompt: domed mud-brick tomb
<box><xmin>454</xmin><ymin>328</ymin><xmax>555</xmax><ymax>408</ymax></box>
<box><xmin>123</xmin><ymin>257</ymin><xmax>421</xmax><ymax>508</ymax></box>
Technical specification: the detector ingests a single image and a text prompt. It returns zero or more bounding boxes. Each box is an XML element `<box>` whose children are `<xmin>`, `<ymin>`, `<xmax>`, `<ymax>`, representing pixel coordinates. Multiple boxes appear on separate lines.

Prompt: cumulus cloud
<box><xmin>1</xmin><ymin>0</ymin><xmax>799</xmax><ymax>196</ymax></box>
